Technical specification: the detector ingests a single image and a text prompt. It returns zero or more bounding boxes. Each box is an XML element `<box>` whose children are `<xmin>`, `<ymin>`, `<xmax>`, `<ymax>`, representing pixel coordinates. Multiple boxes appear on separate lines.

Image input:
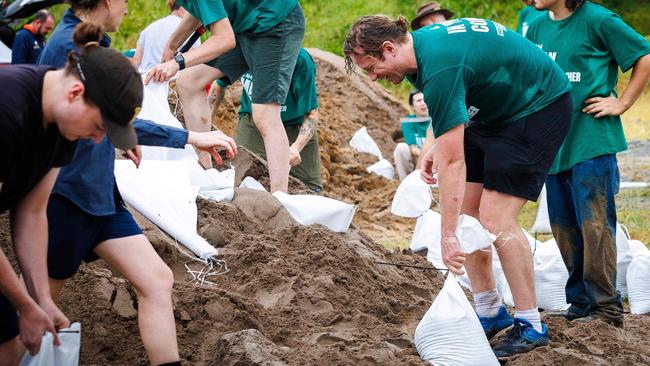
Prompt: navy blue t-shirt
<box><xmin>0</xmin><ymin>65</ymin><xmax>76</xmax><ymax>212</ymax></box>
<box><xmin>39</xmin><ymin>9</ymin><xmax>189</xmax><ymax>216</ymax></box>
<box><xmin>11</xmin><ymin>28</ymin><xmax>45</xmax><ymax>64</ymax></box>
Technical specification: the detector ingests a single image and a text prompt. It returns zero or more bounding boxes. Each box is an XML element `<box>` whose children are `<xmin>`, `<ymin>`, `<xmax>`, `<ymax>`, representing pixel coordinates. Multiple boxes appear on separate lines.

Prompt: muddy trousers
<box><xmin>546</xmin><ymin>154</ymin><xmax>623</xmax><ymax>324</ymax></box>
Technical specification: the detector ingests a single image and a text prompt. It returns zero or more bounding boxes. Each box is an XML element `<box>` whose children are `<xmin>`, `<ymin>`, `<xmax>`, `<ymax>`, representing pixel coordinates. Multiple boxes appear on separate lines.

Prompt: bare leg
<box><xmin>479</xmin><ymin>189</ymin><xmax>536</xmax><ymax>311</ymax></box>
<box><xmin>251</xmin><ymin>103</ymin><xmax>289</xmax><ymax>193</ymax></box>
<box><xmin>462</xmin><ymin>182</ymin><xmax>496</xmax><ymax>292</ymax></box>
<box><xmin>176</xmin><ymin>65</ymin><xmax>224</xmax><ymax>168</ymax></box>
<box><xmin>94</xmin><ymin>235</ymin><xmax>178</xmax><ymax>365</ymax></box>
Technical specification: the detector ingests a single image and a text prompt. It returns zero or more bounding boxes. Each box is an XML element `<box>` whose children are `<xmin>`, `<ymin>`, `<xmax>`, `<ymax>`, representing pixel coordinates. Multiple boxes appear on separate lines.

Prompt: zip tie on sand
<box><xmin>170</xmin><ymin>239</ymin><xmax>229</xmax><ymax>286</ymax></box>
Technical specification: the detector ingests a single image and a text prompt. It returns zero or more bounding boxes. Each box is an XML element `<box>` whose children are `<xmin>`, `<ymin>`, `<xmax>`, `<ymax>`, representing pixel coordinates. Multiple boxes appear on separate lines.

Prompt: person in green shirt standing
<box><xmin>211</xmin><ymin>48</ymin><xmax>322</xmax><ymax>191</ymax></box>
<box><xmin>344</xmin><ymin>15</ymin><xmax>572</xmax><ymax>358</ymax></box>
<box><xmin>516</xmin><ymin>0</ymin><xmax>544</xmax><ymax>36</ymax></box>
<box><xmin>526</xmin><ymin>0</ymin><xmax>650</xmax><ymax>328</ymax></box>
<box><xmin>394</xmin><ymin>90</ymin><xmax>431</xmax><ymax>180</ymax></box>
<box><xmin>145</xmin><ymin>0</ymin><xmax>305</xmax><ymax>194</ymax></box>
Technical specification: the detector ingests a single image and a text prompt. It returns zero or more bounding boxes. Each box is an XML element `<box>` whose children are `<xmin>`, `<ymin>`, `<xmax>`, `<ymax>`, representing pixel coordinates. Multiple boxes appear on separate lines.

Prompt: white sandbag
<box><xmin>627</xmin><ymin>251</ymin><xmax>650</xmax><ymax>314</ymax></box>
<box><xmin>616</xmin><ymin>224</ymin><xmax>649</xmax><ymax>297</ymax></box>
<box><xmin>620</xmin><ymin>182</ymin><xmax>649</xmax><ymax>189</ymax></box>
<box><xmin>367</xmin><ymin>158</ymin><xmax>394</xmax><ymax>180</ymax></box>
<box><xmin>20</xmin><ymin>322</ymin><xmax>81</xmax><ymax>366</ymax></box>
<box><xmin>489</xmin><ymin>248</ymin><xmax>515</xmax><ymax>308</ymax></box>
<box><xmin>272</xmin><ymin>192</ymin><xmax>356</xmax><ymax>233</ymax></box>
<box><xmin>411</xmin><ymin>210</ymin><xmax>441</xmax><ymax>253</ymax></box>
<box><xmin>533</xmin><ymin>239</ymin><xmax>570</xmax><ymax>311</ymax></box>
<box><xmin>115</xmin><ymin>160</ymin><xmax>217</xmax><ymax>260</ymax></box>
<box><xmin>239</xmin><ymin>176</ymin><xmax>267</xmax><ymax>191</ymax></box>
<box><xmin>196</xmin><ymin>168</ymin><xmax>235</xmax><ymax>201</ymax></box>
<box><xmin>391</xmin><ymin>169</ymin><xmax>432</xmax><ymax>217</ymax></box>
<box><xmin>415</xmin><ymin>274</ymin><xmax>499</xmax><ymax>366</ymax></box>
<box><xmin>456</xmin><ymin>214</ymin><xmax>495</xmax><ymax>254</ymax></box>
<box><xmin>349</xmin><ymin>127</ymin><xmax>383</xmax><ymax>159</ymax></box>
<box><xmin>531</xmin><ymin>185</ymin><xmax>552</xmax><ymax>234</ymax></box>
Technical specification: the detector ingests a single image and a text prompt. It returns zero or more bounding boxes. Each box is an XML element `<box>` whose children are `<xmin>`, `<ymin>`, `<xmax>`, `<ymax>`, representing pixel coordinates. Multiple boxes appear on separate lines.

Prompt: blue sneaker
<box><xmin>479</xmin><ymin>306</ymin><xmax>514</xmax><ymax>340</ymax></box>
<box><xmin>492</xmin><ymin>318</ymin><xmax>549</xmax><ymax>358</ymax></box>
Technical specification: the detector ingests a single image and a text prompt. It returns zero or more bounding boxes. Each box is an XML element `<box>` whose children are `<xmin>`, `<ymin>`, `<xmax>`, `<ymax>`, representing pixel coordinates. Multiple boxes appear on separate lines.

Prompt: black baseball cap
<box><xmin>77</xmin><ymin>45</ymin><xmax>143</xmax><ymax>150</ymax></box>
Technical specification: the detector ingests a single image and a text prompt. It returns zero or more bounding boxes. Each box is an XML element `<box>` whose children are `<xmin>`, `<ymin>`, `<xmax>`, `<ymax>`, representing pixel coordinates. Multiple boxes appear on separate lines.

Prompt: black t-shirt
<box><xmin>0</xmin><ymin>65</ymin><xmax>77</xmax><ymax>212</ymax></box>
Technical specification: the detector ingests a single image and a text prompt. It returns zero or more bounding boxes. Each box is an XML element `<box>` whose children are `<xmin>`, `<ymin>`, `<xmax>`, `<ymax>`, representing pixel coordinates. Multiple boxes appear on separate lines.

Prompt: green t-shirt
<box><xmin>177</xmin><ymin>0</ymin><xmax>298</xmax><ymax>33</ymax></box>
<box><xmin>517</xmin><ymin>5</ymin><xmax>544</xmax><ymax>36</ymax></box>
<box><xmin>526</xmin><ymin>2</ymin><xmax>650</xmax><ymax>173</ymax></box>
<box><xmin>400</xmin><ymin>114</ymin><xmax>431</xmax><ymax>148</ymax></box>
<box><xmin>407</xmin><ymin>18</ymin><xmax>571</xmax><ymax>138</ymax></box>
<box><xmin>221</xmin><ymin>48</ymin><xmax>318</xmax><ymax>126</ymax></box>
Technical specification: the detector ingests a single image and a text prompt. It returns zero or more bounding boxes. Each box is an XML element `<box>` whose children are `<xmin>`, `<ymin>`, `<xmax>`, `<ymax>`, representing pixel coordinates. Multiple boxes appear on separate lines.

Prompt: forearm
<box><xmin>0</xmin><ymin>250</ymin><xmax>34</xmax><ymax>309</ymax></box>
<box><xmin>134</xmin><ymin>118</ymin><xmax>189</xmax><ymax>148</ymax></box>
<box><xmin>438</xmin><ymin>159</ymin><xmax>466</xmax><ymax>237</ymax></box>
<box><xmin>10</xmin><ymin>211</ymin><xmax>51</xmax><ymax>303</ymax></box>
<box><xmin>291</xmin><ymin>111</ymin><xmax>318</xmax><ymax>152</ymax></box>
<box><xmin>166</xmin><ymin>13</ymin><xmax>201</xmax><ymax>52</ymax></box>
<box><xmin>619</xmin><ymin>54</ymin><xmax>650</xmax><ymax>109</ymax></box>
<box><xmin>180</xmin><ymin>19</ymin><xmax>235</xmax><ymax>68</ymax></box>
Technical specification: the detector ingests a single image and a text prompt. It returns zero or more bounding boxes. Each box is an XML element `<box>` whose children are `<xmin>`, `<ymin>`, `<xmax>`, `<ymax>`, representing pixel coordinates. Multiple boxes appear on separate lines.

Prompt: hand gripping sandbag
<box><xmin>627</xmin><ymin>251</ymin><xmax>650</xmax><ymax>314</ymax></box>
<box><xmin>533</xmin><ymin>239</ymin><xmax>570</xmax><ymax>311</ymax></box>
<box><xmin>367</xmin><ymin>158</ymin><xmax>394</xmax><ymax>180</ymax></box>
<box><xmin>391</xmin><ymin>169</ymin><xmax>432</xmax><ymax>217</ymax></box>
<box><xmin>531</xmin><ymin>185</ymin><xmax>552</xmax><ymax>234</ymax></box>
<box><xmin>415</xmin><ymin>274</ymin><xmax>499</xmax><ymax>366</ymax></box>
<box><xmin>272</xmin><ymin>192</ymin><xmax>356</xmax><ymax>233</ymax></box>
<box><xmin>20</xmin><ymin>322</ymin><xmax>81</xmax><ymax>366</ymax></box>
<box><xmin>349</xmin><ymin>127</ymin><xmax>383</xmax><ymax>159</ymax></box>
<box><xmin>616</xmin><ymin>224</ymin><xmax>649</xmax><ymax>297</ymax></box>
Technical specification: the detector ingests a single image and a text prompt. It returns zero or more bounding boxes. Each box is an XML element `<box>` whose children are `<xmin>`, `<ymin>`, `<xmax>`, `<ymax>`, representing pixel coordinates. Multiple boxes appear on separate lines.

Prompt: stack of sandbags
<box><xmin>349</xmin><ymin>127</ymin><xmax>394</xmax><ymax>179</ymax></box>
<box><xmin>627</xmin><ymin>251</ymin><xmax>650</xmax><ymax>314</ymax></box>
<box><xmin>615</xmin><ymin>224</ymin><xmax>649</xmax><ymax>297</ymax></box>
<box><xmin>533</xmin><ymin>239</ymin><xmax>570</xmax><ymax>311</ymax></box>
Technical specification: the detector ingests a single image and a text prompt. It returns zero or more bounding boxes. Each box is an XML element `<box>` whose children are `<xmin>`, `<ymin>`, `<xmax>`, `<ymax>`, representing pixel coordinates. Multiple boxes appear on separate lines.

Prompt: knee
<box><xmin>176</xmin><ymin>72</ymin><xmax>200</xmax><ymax>95</ymax></box>
<box><xmin>393</xmin><ymin>142</ymin><xmax>410</xmax><ymax>158</ymax></box>
<box><xmin>478</xmin><ymin>212</ymin><xmax>508</xmax><ymax>236</ymax></box>
<box><xmin>134</xmin><ymin>264</ymin><xmax>174</xmax><ymax>299</ymax></box>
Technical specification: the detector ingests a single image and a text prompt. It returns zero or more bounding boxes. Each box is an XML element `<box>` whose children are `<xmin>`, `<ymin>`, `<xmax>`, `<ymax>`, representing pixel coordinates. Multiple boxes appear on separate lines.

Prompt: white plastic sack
<box><xmin>367</xmin><ymin>158</ymin><xmax>394</xmax><ymax>180</ymax></box>
<box><xmin>411</xmin><ymin>210</ymin><xmax>441</xmax><ymax>254</ymax></box>
<box><xmin>627</xmin><ymin>252</ymin><xmax>650</xmax><ymax>314</ymax></box>
<box><xmin>349</xmin><ymin>127</ymin><xmax>383</xmax><ymax>159</ymax></box>
<box><xmin>115</xmin><ymin>160</ymin><xmax>217</xmax><ymax>259</ymax></box>
<box><xmin>456</xmin><ymin>215</ymin><xmax>495</xmax><ymax>254</ymax></box>
<box><xmin>20</xmin><ymin>322</ymin><xmax>81</xmax><ymax>366</ymax></box>
<box><xmin>533</xmin><ymin>239</ymin><xmax>570</xmax><ymax>311</ymax></box>
<box><xmin>239</xmin><ymin>176</ymin><xmax>266</xmax><ymax>192</ymax></box>
<box><xmin>415</xmin><ymin>274</ymin><xmax>499</xmax><ymax>366</ymax></box>
<box><xmin>273</xmin><ymin>192</ymin><xmax>356</xmax><ymax>233</ymax></box>
<box><xmin>391</xmin><ymin>169</ymin><xmax>432</xmax><ymax>218</ymax></box>
<box><xmin>616</xmin><ymin>224</ymin><xmax>649</xmax><ymax>297</ymax></box>
<box><xmin>531</xmin><ymin>185</ymin><xmax>552</xmax><ymax>234</ymax></box>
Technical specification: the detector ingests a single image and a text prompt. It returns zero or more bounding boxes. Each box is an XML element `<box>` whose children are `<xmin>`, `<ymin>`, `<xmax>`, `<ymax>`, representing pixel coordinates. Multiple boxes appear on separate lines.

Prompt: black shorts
<box><xmin>0</xmin><ymin>294</ymin><xmax>18</xmax><ymax>344</ymax></box>
<box><xmin>47</xmin><ymin>194</ymin><xmax>142</xmax><ymax>280</ymax></box>
<box><xmin>464</xmin><ymin>92</ymin><xmax>572</xmax><ymax>201</ymax></box>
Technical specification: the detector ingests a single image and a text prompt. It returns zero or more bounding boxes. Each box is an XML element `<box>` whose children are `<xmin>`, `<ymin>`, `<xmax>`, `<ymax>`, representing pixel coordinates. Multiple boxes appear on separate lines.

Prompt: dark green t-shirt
<box><xmin>407</xmin><ymin>18</ymin><xmax>571</xmax><ymax>138</ymax></box>
<box><xmin>401</xmin><ymin>114</ymin><xmax>431</xmax><ymax>148</ymax></box>
<box><xmin>221</xmin><ymin>48</ymin><xmax>318</xmax><ymax>125</ymax></box>
<box><xmin>526</xmin><ymin>2</ymin><xmax>650</xmax><ymax>173</ymax></box>
<box><xmin>177</xmin><ymin>0</ymin><xmax>298</xmax><ymax>33</ymax></box>
<box><xmin>517</xmin><ymin>5</ymin><xmax>544</xmax><ymax>36</ymax></box>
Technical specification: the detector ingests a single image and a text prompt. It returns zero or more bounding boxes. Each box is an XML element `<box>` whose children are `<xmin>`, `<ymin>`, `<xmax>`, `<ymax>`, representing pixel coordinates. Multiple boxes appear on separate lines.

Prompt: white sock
<box><xmin>474</xmin><ymin>288</ymin><xmax>502</xmax><ymax>318</ymax></box>
<box><xmin>515</xmin><ymin>308</ymin><xmax>543</xmax><ymax>333</ymax></box>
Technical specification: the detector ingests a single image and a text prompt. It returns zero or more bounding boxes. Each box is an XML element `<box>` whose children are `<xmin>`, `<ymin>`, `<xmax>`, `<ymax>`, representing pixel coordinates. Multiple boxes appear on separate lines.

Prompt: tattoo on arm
<box><xmin>299</xmin><ymin>116</ymin><xmax>318</xmax><ymax>140</ymax></box>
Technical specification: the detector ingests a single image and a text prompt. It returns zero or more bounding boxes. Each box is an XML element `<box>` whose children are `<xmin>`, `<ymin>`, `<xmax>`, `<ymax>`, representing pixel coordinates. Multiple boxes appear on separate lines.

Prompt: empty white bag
<box><xmin>533</xmin><ymin>239</ymin><xmax>570</xmax><ymax>311</ymax></box>
<box><xmin>349</xmin><ymin>127</ymin><xmax>383</xmax><ymax>159</ymax></box>
<box><xmin>273</xmin><ymin>192</ymin><xmax>356</xmax><ymax>233</ymax></box>
<box><xmin>366</xmin><ymin>158</ymin><xmax>394</xmax><ymax>180</ymax></box>
<box><xmin>20</xmin><ymin>322</ymin><xmax>81</xmax><ymax>366</ymax></box>
<box><xmin>627</xmin><ymin>252</ymin><xmax>650</xmax><ymax>314</ymax></box>
<box><xmin>415</xmin><ymin>274</ymin><xmax>499</xmax><ymax>366</ymax></box>
<box><xmin>391</xmin><ymin>169</ymin><xmax>432</xmax><ymax>218</ymax></box>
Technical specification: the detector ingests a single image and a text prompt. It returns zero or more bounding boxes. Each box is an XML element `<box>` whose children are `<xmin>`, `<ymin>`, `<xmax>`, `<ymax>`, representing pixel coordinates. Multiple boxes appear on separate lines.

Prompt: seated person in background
<box><xmin>394</xmin><ymin>90</ymin><xmax>431</xmax><ymax>180</ymax></box>
<box><xmin>131</xmin><ymin>0</ymin><xmax>199</xmax><ymax>73</ymax></box>
<box><xmin>210</xmin><ymin>48</ymin><xmax>322</xmax><ymax>192</ymax></box>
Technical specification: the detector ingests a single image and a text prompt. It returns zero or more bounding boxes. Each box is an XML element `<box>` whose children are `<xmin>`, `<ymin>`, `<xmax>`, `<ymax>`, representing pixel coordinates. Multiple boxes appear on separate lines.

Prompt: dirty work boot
<box><xmin>572</xmin><ymin>314</ymin><xmax>624</xmax><ymax>328</ymax></box>
<box><xmin>479</xmin><ymin>306</ymin><xmax>514</xmax><ymax>340</ymax></box>
<box><xmin>544</xmin><ymin>304</ymin><xmax>590</xmax><ymax>321</ymax></box>
<box><xmin>492</xmin><ymin>318</ymin><xmax>549</xmax><ymax>358</ymax></box>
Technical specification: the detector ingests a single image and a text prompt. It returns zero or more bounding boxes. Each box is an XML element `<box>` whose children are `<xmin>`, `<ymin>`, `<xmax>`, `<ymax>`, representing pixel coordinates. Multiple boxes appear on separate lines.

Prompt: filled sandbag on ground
<box><xmin>627</xmin><ymin>251</ymin><xmax>650</xmax><ymax>314</ymax></box>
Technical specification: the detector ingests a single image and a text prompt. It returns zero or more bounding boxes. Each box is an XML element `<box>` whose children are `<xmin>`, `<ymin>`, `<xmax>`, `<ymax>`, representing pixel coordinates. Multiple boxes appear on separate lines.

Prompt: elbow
<box><xmin>223</xmin><ymin>32</ymin><xmax>236</xmax><ymax>51</ymax></box>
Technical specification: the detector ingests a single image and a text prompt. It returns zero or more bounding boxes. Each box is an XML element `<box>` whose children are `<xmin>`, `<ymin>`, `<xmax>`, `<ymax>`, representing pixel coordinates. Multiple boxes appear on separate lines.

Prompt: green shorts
<box><xmin>237</xmin><ymin>113</ymin><xmax>322</xmax><ymax>191</ymax></box>
<box><xmin>206</xmin><ymin>4</ymin><xmax>305</xmax><ymax>105</ymax></box>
